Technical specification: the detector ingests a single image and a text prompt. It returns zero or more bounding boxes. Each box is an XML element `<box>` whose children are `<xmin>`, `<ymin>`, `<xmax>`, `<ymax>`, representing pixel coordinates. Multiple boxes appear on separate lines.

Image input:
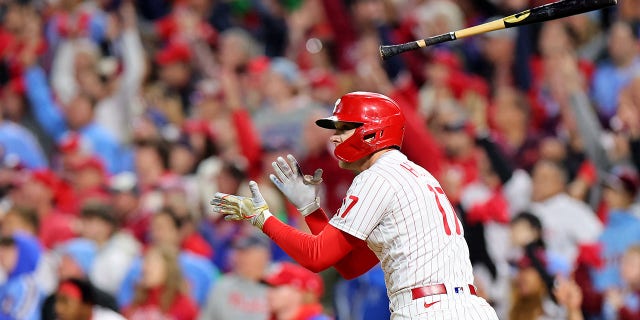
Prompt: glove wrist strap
<box><xmin>252</xmin><ymin>209</ymin><xmax>273</xmax><ymax>229</ymax></box>
<box><xmin>298</xmin><ymin>198</ymin><xmax>320</xmax><ymax>217</ymax></box>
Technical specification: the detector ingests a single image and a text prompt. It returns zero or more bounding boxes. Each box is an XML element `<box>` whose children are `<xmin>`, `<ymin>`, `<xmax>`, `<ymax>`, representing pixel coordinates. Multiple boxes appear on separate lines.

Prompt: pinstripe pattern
<box><xmin>330</xmin><ymin>150</ymin><xmax>497</xmax><ymax>319</ymax></box>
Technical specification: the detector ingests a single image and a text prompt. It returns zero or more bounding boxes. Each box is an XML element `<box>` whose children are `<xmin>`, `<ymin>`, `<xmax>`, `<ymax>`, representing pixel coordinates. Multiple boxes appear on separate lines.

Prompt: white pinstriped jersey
<box><xmin>329</xmin><ymin>150</ymin><xmax>474</xmax><ymax>297</ymax></box>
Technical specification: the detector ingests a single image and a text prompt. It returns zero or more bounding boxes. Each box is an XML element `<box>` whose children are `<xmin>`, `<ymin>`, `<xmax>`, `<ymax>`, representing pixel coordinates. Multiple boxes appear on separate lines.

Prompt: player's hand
<box><xmin>210</xmin><ymin>181</ymin><xmax>273</xmax><ymax>229</ymax></box>
<box><xmin>269</xmin><ymin>154</ymin><xmax>323</xmax><ymax>216</ymax></box>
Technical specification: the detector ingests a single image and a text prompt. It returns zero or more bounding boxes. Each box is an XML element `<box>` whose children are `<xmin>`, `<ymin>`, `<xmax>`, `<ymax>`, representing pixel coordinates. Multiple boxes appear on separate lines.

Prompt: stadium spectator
<box><xmin>529</xmin><ymin>160</ymin><xmax>603</xmax><ymax>264</ymax></box>
<box><xmin>42</xmin><ymin>238</ymin><xmax>119</xmax><ymax>320</ymax></box>
<box><xmin>199</xmin><ymin>231</ymin><xmax>271</xmax><ymax>320</ymax></box>
<box><xmin>122</xmin><ymin>244</ymin><xmax>198</xmax><ymax>320</ymax></box>
<box><xmin>263</xmin><ymin>262</ymin><xmax>331</xmax><ymax>320</ymax></box>
<box><xmin>591</xmin><ymin>168</ymin><xmax>640</xmax><ymax>291</ymax></box>
<box><xmin>592</xmin><ymin>20</ymin><xmax>640</xmax><ymax>123</ymax></box>
<box><xmin>602</xmin><ymin>245</ymin><xmax>640</xmax><ymax>319</ymax></box>
<box><xmin>53</xmin><ymin>277</ymin><xmax>125</xmax><ymax>320</ymax></box>
<box><xmin>80</xmin><ymin>201</ymin><xmax>141</xmax><ymax>296</ymax></box>
<box><xmin>0</xmin><ymin>233</ymin><xmax>43</xmax><ymax>320</ymax></box>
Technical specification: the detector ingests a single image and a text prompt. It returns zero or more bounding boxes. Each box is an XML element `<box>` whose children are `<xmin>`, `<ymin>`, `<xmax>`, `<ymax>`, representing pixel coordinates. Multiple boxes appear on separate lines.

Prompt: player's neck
<box><xmin>355</xmin><ymin>149</ymin><xmax>392</xmax><ymax>173</ymax></box>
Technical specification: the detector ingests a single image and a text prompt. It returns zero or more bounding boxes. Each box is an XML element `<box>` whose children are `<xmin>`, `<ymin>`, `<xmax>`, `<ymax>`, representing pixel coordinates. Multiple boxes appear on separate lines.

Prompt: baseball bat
<box><xmin>379</xmin><ymin>0</ymin><xmax>617</xmax><ymax>60</ymax></box>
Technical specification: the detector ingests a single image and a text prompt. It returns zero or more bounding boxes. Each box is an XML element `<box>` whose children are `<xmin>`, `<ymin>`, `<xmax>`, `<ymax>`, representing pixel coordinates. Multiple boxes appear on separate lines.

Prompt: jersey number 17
<box><xmin>427</xmin><ymin>185</ymin><xmax>462</xmax><ymax>236</ymax></box>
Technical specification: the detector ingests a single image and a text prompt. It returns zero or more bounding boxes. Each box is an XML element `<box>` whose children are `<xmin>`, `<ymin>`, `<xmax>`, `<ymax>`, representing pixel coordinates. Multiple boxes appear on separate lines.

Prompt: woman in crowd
<box><xmin>123</xmin><ymin>244</ymin><xmax>198</xmax><ymax>320</ymax></box>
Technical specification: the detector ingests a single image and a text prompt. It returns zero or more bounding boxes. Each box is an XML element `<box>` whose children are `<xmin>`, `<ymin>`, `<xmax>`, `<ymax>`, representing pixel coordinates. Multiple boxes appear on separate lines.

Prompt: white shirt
<box><xmin>530</xmin><ymin>193</ymin><xmax>603</xmax><ymax>263</ymax></box>
<box><xmin>92</xmin><ymin>306</ymin><xmax>126</xmax><ymax>320</ymax></box>
<box><xmin>330</xmin><ymin>150</ymin><xmax>474</xmax><ymax>297</ymax></box>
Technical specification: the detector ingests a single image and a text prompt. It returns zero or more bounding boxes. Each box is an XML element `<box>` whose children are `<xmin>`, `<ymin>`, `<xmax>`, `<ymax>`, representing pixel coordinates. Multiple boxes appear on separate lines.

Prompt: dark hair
<box><xmin>155</xmin><ymin>207</ymin><xmax>185</xmax><ymax>229</ymax></box>
<box><xmin>535</xmin><ymin>159</ymin><xmax>569</xmax><ymax>185</ymax></box>
<box><xmin>511</xmin><ymin>211</ymin><xmax>545</xmax><ymax>248</ymax></box>
<box><xmin>0</xmin><ymin>236</ymin><xmax>15</xmax><ymax>247</ymax></box>
<box><xmin>135</xmin><ymin>139</ymin><xmax>171</xmax><ymax>171</ymax></box>
<box><xmin>58</xmin><ymin>278</ymin><xmax>96</xmax><ymax>305</ymax></box>
<box><xmin>223</xmin><ymin>160</ymin><xmax>248</xmax><ymax>183</ymax></box>
<box><xmin>81</xmin><ymin>201</ymin><xmax>118</xmax><ymax>227</ymax></box>
<box><xmin>7</xmin><ymin>206</ymin><xmax>40</xmax><ymax>233</ymax></box>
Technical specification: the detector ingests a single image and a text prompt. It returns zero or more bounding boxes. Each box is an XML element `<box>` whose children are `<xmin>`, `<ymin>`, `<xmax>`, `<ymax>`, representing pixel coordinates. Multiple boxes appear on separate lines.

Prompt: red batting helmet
<box><xmin>316</xmin><ymin>92</ymin><xmax>405</xmax><ymax>163</ymax></box>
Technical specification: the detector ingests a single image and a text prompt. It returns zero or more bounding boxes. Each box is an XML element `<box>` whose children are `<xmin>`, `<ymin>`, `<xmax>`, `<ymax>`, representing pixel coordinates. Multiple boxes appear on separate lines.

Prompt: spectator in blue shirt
<box><xmin>591</xmin><ymin>20</ymin><xmax>640</xmax><ymax>123</ymax></box>
<box><xmin>0</xmin><ymin>233</ymin><xmax>43</xmax><ymax>320</ymax></box>
<box><xmin>24</xmin><ymin>65</ymin><xmax>132</xmax><ymax>174</ymax></box>
<box><xmin>592</xmin><ymin>168</ymin><xmax>640</xmax><ymax>292</ymax></box>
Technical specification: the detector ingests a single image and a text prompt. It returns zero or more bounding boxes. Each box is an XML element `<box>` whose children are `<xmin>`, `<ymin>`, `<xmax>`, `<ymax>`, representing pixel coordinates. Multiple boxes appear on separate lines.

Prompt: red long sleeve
<box><xmin>304</xmin><ymin>208</ymin><xmax>331</xmax><ymax>234</ymax></box>
<box><xmin>304</xmin><ymin>209</ymin><xmax>380</xmax><ymax>279</ymax></box>
<box><xmin>231</xmin><ymin>109</ymin><xmax>262</xmax><ymax>179</ymax></box>
<box><xmin>262</xmin><ymin>216</ymin><xmax>354</xmax><ymax>273</ymax></box>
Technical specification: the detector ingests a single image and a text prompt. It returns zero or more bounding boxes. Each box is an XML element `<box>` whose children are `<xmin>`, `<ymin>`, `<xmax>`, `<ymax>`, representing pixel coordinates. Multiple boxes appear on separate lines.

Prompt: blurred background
<box><xmin>0</xmin><ymin>0</ymin><xmax>638</xmax><ymax>319</ymax></box>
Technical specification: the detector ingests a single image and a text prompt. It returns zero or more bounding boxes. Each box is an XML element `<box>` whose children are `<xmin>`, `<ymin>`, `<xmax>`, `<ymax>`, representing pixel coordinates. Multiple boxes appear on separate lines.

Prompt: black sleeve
<box><xmin>94</xmin><ymin>287</ymin><xmax>120</xmax><ymax>312</ymax></box>
<box><xmin>41</xmin><ymin>294</ymin><xmax>55</xmax><ymax>320</ymax></box>
<box><xmin>476</xmin><ymin>135</ymin><xmax>514</xmax><ymax>184</ymax></box>
<box><xmin>631</xmin><ymin>138</ymin><xmax>640</xmax><ymax>173</ymax></box>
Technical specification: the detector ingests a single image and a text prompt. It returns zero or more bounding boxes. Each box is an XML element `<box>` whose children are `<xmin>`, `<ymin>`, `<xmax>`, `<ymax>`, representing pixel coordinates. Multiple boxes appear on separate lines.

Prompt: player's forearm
<box><xmin>262</xmin><ymin>217</ymin><xmax>354</xmax><ymax>273</ymax></box>
<box><xmin>303</xmin><ymin>209</ymin><xmax>378</xmax><ymax>278</ymax></box>
<box><xmin>304</xmin><ymin>208</ymin><xmax>330</xmax><ymax>235</ymax></box>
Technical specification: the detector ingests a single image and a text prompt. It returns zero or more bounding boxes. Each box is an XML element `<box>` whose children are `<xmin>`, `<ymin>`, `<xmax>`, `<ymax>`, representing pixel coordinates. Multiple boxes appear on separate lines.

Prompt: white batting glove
<box><xmin>210</xmin><ymin>181</ymin><xmax>273</xmax><ymax>229</ymax></box>
<box><xmin>269</xmin><ymin>154</ymin><xmax>323</xmax><ymax>216</ymax></box>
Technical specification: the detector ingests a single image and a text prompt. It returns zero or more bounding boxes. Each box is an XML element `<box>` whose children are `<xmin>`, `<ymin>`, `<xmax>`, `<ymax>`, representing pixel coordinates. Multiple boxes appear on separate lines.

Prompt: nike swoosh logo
<box><xmin>424</xmin><ymin>301</ymin><xmax>440</xmax><ymax>309</ymax></box>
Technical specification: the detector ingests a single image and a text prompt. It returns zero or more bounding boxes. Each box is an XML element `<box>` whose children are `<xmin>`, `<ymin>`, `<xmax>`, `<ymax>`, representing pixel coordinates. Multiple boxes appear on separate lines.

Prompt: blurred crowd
<box><xmin>0</xmin><ymin>0</ymin><xmax>639</xmax><ymax>319</ymax></box>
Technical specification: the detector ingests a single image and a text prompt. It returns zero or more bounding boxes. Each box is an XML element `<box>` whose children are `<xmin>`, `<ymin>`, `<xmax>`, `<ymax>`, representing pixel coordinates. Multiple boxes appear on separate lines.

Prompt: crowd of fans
<box><xmin>0</xmin><ymin>0</ymin><xmax>639</xmax><ymax>319</ymax></box>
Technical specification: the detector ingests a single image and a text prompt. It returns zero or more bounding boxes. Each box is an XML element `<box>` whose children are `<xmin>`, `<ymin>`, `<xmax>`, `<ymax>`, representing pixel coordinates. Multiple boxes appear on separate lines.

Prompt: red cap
<box><xmin>6</xmin><ymin>76</ymin><xmax>25</xmax><ymax>95</ymax></box>
<box><xmin>182</xmin><ymin>119</ymin><xmax>209</xmax><ymax>134</ymax></box>
<box><xmin>30</xmin><ymin>169</ymin><xmax>60</xmax><ymax>190</ymax></box>
<box><xmin>308</xmin><ymin>70</ymin><xmax>337</xmax><ymax>90</ymax></box>
<box><xmin>70</xmin><ymin>156</ymin><xmax>105</xmax><ymax>174</ymax></box>
<box><xmin>431</xmin><ymin>49</ymin><xmax>461</xmax><ymax>71</ymax></box>
<box><xmin>58</xmin><ymin>132</ymin><xmax>89</xmax><ymax>154</ymax></box>
<box><xmin>156</xmin><ymin>41</ymin><xmax>192</xmax><ymax>66</ymax></box>
<box><xmin>247</xmin><ymin>56</ymin><xmax>271</xmax><ymax>75</ymax></box>
<box><xmin>263</xmin><ymin>262</ymin><xmax>324</xmax><ymax>298</ymax></box>
<box><xmin>58</xmin><ymin>281</ymin><xmax>82</xmax><ymax>300</ymax></box>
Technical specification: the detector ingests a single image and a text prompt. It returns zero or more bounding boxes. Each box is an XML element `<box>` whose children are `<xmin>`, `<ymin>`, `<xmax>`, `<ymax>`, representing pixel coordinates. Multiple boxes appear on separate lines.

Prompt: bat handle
<box><xmin>379</xmin><ymin>41</ymin><xmax>422</xmax><ymax>60</ymax></box>
<box><xmin>380</xmin><ymin>33</ymin><xmax>455</xmax><ymax>60</ymax></box>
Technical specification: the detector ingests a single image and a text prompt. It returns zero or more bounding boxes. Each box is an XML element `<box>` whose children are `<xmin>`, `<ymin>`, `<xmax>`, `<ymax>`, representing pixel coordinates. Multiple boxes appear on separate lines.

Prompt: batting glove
<box><xmin>210</xmin><ymin>181</ymin><xmax>273</xmax><ymax>229</ymax></box>
<box><xmin>269</xmin><ymin>154</ymin><xmax>323</xmax><ymax>216</ymax></box>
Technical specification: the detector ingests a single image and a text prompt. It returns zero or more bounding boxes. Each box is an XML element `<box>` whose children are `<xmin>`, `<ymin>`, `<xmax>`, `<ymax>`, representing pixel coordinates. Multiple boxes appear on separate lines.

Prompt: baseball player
<box><xmin>212</xmin><ymin>91</ymin><xmax>498</xmax><ymax>319</ymax></box>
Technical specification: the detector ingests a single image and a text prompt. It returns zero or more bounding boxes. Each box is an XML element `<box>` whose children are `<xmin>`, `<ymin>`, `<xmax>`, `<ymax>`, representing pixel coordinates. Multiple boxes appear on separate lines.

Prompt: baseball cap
<box><xmin>269</xmin><ymin>57</ymin><xmax>301</xmax><ymax>85</ymax></box>
<box><xmin>69</xmin><ymin>156</ymin><xmax>106</xmax><ymax>174</ymax></box>
<box><xmin>603</xmin><ymin>167</ymin><xmax>639</xmax><ymax>196</ymax></box>
<box><xmin>29</xmin><ymin>169</ymin><xmax>60</xmax><ymax>190</ymax></box>
<box><xmin>60</xmin><ymin>238</ymin><xmax>97</xmax><ymax>275</ymax></box>
<box><xmin>262</xmin><ymin>262</ymin><xmax>324</xmax><ymax>298</ymax></box>
<box><xmin>108</xmin><ymin>171</ymin><xmax>138</xmax><ymax>194</ymax></box>
<box><xmin>232</xmin><ymin>232</ymin><xmax>271</xmax><ymax>250</ymax></box>
<box><xmin>58</xmin><ymin>132</ymin><xmax>91</xmax><ymax>153</ymax></box>
<box><xmin>156</xmin><ymin>41</ymin><xmax>192</xmax><ymax>66</ymax></box>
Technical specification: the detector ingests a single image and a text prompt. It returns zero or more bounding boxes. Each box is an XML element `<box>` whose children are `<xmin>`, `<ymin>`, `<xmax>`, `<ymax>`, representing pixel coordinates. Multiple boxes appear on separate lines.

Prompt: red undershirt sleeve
<box><xmin>262</xmin><ymin>216</ymin><xmax>354</xmax><ymax>273</ymax></box>
<box><xmin>304</xmin><ymin>209</ymin><xmax>380</xmax><ymax>279</ymax></box>
<box><xmin>304</xmin><ymin>208</ymin><xmax>331</xmax><ymax>234</ymax></box>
